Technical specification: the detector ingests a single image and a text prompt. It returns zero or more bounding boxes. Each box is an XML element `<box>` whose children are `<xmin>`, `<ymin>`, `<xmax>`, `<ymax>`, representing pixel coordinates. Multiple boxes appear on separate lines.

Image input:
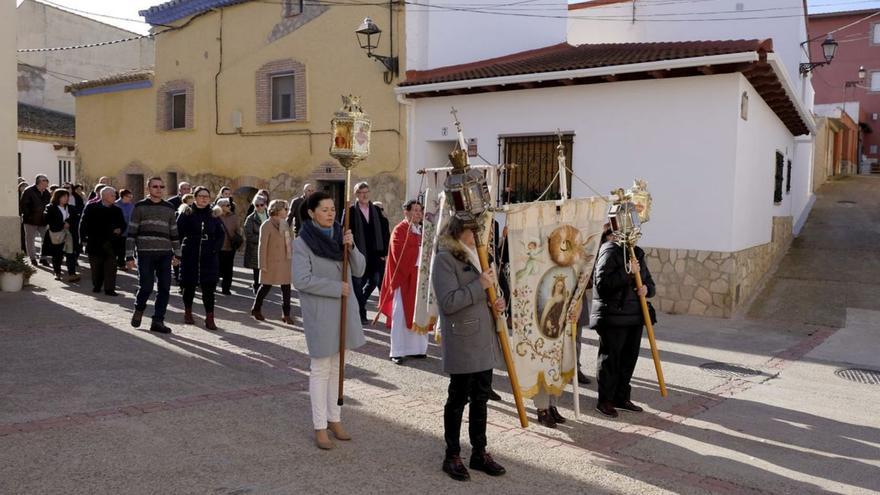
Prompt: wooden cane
<box><xmin>628</xmin><ymin>245</ymin><xmax>667</xmax><ymax>397</ymax></box>
<box><xmin>337</xmin><ymin>169</ymin><xmax>352</xmax><ymax>406</ymax></box>
<box><xmin>476</xmin><ymin>243</ymin><xmax>529</xmax><ymax>428</ymax></box>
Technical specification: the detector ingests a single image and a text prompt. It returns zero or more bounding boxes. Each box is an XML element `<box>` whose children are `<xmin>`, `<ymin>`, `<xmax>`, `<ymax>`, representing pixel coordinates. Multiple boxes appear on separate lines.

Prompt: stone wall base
<box><xmin>643</xmin><ymin>216</ymin><xmax>793</xmax><ymax>318</ymax></box>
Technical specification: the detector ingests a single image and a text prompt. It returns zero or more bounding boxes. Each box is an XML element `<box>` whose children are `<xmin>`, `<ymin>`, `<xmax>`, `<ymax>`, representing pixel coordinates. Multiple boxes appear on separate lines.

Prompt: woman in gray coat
<box><xmin>292</xmin><ymin>191</ymin><xmax>366</xmax><ymax>450</ymax></box>
<box><xmin>431</xmin><ymin>216</ymin><xmax>507</xmax><ymax>482</ymax></box>
<box><xmin>243</xmin><ymin>196</ymin><xmax>268</xmax><ymax>293</ymax></box>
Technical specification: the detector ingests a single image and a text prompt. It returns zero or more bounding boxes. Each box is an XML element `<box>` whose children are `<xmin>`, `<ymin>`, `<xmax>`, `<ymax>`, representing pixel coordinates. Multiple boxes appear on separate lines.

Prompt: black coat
<box><xmin>176</xmin><ymin>205</ymin><xmax>225</xmax><ymax>285</ymax></box>
<box><xmin>79</xmin><ymin>202</ymin><xmax>126</xmax><ymax>257</ymax></box>
<box><xmin>20</xmin><ymin>185</ymin><xmax>50</xmax><ymax>226</ymax></box>
<box><xmin>589</xmin><ymin>242</ymin><xmax>656</xmax><ymax>329</ymax></box>
<box><xmin>348</xmin><ymin>202</ymin><xmax>390</xmax><ymax>276</ymax></box>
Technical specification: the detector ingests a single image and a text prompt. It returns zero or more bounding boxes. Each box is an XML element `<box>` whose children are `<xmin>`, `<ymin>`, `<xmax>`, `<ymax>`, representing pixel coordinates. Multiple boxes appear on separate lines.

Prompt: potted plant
<box><xmin>0</xmin><ymin>253</ymin><xmax>37</xmax><ymax>292</ymax></box>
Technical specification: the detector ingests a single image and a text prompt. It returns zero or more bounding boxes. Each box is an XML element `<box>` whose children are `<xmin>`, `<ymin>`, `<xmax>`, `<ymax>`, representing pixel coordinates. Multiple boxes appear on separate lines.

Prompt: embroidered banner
<box><xmin>507</xmin><ymin>198</ymin><xmax>607</xmax><ymax>398</ymax></box>
<box><xmin>412</xmin><ymin>188</ymin><xmax>448</xmax><ymax>335</ymax></box>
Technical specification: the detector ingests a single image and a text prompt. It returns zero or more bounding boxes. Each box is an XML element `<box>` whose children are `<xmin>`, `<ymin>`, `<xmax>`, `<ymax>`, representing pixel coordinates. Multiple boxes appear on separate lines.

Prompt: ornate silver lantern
<box><xmin>329</xmin><ymin>95</ymin><xmax>371</xmax><ymax>169</ymax></box>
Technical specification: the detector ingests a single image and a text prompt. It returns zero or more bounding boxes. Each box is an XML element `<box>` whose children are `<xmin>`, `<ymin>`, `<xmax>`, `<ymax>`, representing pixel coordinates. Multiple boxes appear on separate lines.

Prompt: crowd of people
<box><xmin>17</xmin><ymin>173</ymin><xmax>656</xmax><ymax>481</ymax></box>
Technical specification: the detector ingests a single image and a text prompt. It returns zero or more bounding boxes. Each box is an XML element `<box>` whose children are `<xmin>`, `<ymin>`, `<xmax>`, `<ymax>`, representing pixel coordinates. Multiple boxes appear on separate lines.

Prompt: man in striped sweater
<box><xmin>126</xmin><ymin>176</ymin><xmax>181</xmax><ymax>334</ymax></box>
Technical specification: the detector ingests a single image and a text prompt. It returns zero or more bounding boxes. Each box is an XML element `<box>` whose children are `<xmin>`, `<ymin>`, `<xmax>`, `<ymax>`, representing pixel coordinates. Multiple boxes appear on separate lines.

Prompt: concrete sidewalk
<box><xmin>1</xmin><ymin>177</ymin><xmax>879</xmax><ymax>494</ymax></box>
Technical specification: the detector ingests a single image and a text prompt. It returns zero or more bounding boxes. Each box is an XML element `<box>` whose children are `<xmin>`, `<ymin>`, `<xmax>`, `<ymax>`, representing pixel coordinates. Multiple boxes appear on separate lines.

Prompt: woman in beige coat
<box><xmin>251</xmin><ymin>199</ymin><xmax>294</xmax><ymax>324</ymax></box>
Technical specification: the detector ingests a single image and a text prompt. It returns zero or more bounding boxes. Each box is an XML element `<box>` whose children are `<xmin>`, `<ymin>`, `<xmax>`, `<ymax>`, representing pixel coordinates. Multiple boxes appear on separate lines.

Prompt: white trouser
<box><xmin>389</xmin><ymin>289</ymin><xmax>429</xmax><ymax>358</ymax></box>
<box><xmin>309</xmin><ymin>354</ymin><xmax>341</xmax><ymax>430</ymax></box>
<box><xmin>24</xmin><ymin>224</ymin><xmax>47</xmax><ymax>261</ymax></box>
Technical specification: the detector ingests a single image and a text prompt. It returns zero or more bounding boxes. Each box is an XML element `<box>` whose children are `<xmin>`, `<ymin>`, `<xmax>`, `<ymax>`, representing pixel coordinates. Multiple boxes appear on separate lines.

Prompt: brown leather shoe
<box><xmin>327</xmin><ymin>421</ymin><xmax>351</xmax><ymax>441</ymax></box>
<box><xmin>469</xmin><ymin>451</ymin><xmax>506</xmax><ymax>476</ymax></box>
<box><xmin>442</xmin><ymin>455</ymin><xmax>470</xmax><ymax>481</ymax></box>
<box><xmin>281</xmin><ymin>315</ymin><xmax>294</xmax><ymax>325</ymax></box>
<box><xmin>251</xmin><ymin>309</ymin><xmax>265</xmax><ymax>321</ymax></box>
<box><xmin>549</xmin><ymin>406</ymin><xmax>567</xmax><ymax>424</ymax></box>
<box><xmin>595</xmin><ymin>401</ymin><xmax>619</xmax><ymax>418</ymax></box>
<box><xmin>204</xmin><ymin>312</ymin><xmax>217</xmax><ymax>331</ymax></box>
<box><xmin>537</xmin><ymin>408</ymin><xmax>557</xmax><ymax>428</ymax></box>
<box><xmin>184</xmin><ymin>307</ymin><xmax>194</xmax><ymax>325</ymax></box>
<box><xmin>315</xmin><ymin>429</ymin><xmax>334</xmax><ymax>450</ymax></box>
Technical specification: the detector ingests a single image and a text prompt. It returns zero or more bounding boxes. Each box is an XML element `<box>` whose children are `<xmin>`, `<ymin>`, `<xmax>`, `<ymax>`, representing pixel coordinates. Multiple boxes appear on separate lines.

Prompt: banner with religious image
<box><xmin>412</xmin><ymin>188</ymin><xmax>448</xmax><ymax>335</ymax></box>
<box><xmin>507</xmin><ymin>197</ymin><xmax>608</xmax><ymax>398</ymax></box>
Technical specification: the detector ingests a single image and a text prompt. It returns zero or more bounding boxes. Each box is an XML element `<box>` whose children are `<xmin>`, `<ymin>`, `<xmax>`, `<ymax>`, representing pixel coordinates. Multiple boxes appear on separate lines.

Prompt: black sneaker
<box><xmin>614</xmin><ymin>400</ymin><xmax>644</xmax><ymax>413</ymax></box>
<box><xmin>104</xmin><ymin>290</ymin><xmax>119</xmax><ymax>297</ymax></box>
<box><xmin>595</xmin><ymin>401</ymin><xmax>619</xmax><ymax>418</ymax></box>
<box><xmin>390</xmin><ymin>356</ymin><xmax>405</xmax><ymax>365</ymax></box>
<box><xmin>488</xmin><ymin>389</ymin><xmax>503</xmax><ymax>402</ymax></box>
<box><xmin>469</xmin><ymin>451</ymin><xmax>506</xmax><ymax>476</ymax></box>
<box><xmin>149</xmin><ymin>321</ymin><xmax>172</xmax><ymax>334</ymax></box>
<box><xmin>442</xmin><ymin>455</ymin><xmax>470</xmax><ymax>482</ymax></box>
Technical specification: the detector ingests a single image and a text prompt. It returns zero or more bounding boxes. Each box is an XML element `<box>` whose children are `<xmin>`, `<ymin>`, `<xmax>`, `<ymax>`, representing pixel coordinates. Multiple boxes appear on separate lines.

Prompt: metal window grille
<box><xmin>785</xmin><ymin>159</ymin><xmax>792</xmax><ymax>194</ymax></box>
<box><xmin>500</xmin><ymin>134</ymin><xmax>573</xmax><ymax>204</ymax></box>
<box><xmin>774</xmin><ymin>152</ymin><xmax>784</xmax><ymax>203</ymax></box>
<box><xmin>283</xmin><ymin>0</ymin><xmax>304</xmax><ymax>17</ymax></box>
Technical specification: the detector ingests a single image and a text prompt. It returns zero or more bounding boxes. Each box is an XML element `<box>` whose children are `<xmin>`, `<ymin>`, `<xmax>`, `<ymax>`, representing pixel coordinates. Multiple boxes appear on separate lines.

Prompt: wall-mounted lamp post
<box><xmin>355</xmin><ymin>17</ymin><xmax>399</xmax><ymax>83</ymax></box>
<box><xmin>842</xmin><ymin>66</ymin><xmax>866</xmax><ymax>118</ymax></box>
<box><xmin>799</xmin><ymin>34</ymin><xmax>839</xmax><ymax>75</ymax></box>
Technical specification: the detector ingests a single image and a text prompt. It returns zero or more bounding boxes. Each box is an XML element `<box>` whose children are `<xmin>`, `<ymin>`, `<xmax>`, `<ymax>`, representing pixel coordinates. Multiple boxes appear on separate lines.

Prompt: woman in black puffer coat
<box><xmin>177</xmin><ymin>187</ymin><xmax>225</xmax><ymax>330</ymax></box>
<box><xmin>589</xmin><ymin>237</ymin><xmax>656</xmax><ymax>419</ymax></box>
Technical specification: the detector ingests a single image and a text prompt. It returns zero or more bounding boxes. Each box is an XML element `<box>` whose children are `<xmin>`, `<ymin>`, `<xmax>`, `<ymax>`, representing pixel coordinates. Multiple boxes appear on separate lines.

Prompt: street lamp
<box><xmin>842</xmin><ymin>66</ymin><xmax>867</xmax><ymax>117</ymax></box>
<box><xmin>799</xmin><ymin>35</ymin><xmax>839</xmax><ymax>75</ymax></box>
<box><xmin>355</xmin><ymin>17</ymin><xmax>399</xmax><ymax>83</ymax></box>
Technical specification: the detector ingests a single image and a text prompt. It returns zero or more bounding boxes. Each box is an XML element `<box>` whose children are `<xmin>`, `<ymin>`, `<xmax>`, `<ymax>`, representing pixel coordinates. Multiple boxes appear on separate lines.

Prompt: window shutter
<box><xmin>774</xmin><ymin>152</ymin><xmax>784</xmax><ymax>203</ymax></box>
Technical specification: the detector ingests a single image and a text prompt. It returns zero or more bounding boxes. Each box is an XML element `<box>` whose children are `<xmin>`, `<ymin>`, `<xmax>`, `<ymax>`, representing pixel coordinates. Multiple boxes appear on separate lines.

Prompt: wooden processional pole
<box><xmin>330</xmin><ymin>95</ymin><xmax>371</xmax><ymax>407</ymax></box>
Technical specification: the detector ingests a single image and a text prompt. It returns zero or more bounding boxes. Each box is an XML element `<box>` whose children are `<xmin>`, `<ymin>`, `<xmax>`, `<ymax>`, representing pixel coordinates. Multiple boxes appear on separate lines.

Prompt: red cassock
<box><xmin>377</xmin><ymin>220</ymin><xmax>422</xmax><ymax>329</ymax></box>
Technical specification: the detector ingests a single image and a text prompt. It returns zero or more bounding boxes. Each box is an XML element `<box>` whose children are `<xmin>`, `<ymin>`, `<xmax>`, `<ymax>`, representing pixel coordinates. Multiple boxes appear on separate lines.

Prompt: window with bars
<box><xmin>774</xmin><ymin>151</ymin><xmax>784</xmax><ymax>204</ymax></box>
<box><xmin>500</xmin><ymin>134</ymin><xmax>574</xmax><ymax>204</ymax></box>
<box><xmin>785</xmin><ymin>159</ymin><xmax>792</xmax><ymax>194</ymax></box>
<box><xmin>283</xmin><ymin>0</ymin><xmax>304</xmax><ymax>16</ymax></box>
<box><xmin>58</xmin><ymin>158</ymin><xmax>72</xmax><ymax>184</ymax></box>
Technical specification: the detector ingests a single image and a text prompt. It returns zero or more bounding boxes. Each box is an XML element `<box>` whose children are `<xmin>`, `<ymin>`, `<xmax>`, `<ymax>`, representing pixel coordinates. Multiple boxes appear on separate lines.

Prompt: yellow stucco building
<box><xmin>69</xmin><ymin>0</ymin><xmax>406</xmax><ymax>219</ymax></box>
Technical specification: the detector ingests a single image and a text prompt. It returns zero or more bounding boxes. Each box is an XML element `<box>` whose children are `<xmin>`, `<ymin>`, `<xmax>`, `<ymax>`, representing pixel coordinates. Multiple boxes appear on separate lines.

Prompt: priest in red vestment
<box><xmin>377</xmin><ymin>199</ymin><xmax>426</xmax><ymax>364</ymax></box>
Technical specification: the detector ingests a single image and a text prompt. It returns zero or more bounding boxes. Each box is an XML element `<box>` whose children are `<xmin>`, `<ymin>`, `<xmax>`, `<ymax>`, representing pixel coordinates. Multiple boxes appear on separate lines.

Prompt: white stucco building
<box><xmin>16</xmin><ymin>0</ymin><xmax>154</xmax><ymax>115</ymax></box>
<box><xmin>1</xmin><ymin>0</ymin><xmax>19</xmax><ymax>257</ymax></box>
<box><xmin>397</xmin><ymin>0</ymin><xmax>816</xmax><ymax>317</ymax></box>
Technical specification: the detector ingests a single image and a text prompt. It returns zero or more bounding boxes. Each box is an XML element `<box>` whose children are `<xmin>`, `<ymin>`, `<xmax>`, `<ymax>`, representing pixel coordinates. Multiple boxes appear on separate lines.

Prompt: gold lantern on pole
<box><xmin>329</xmin><ymin>95</ymin><xmax>372</xmax><ymax>406</ymax></box>
<box><xmin>607</xmin><ymin>179</ymin><xmax>667</xmax><ymax>397</ymax></box>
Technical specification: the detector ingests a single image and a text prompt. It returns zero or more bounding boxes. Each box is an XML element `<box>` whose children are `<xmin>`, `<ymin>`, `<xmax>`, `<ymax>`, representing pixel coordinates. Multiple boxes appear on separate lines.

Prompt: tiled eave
<box><xmin>139</xmin><ymin>0</ymin><xmax>248</xmax><ymax>26</ymax></box>
<box><xmin>398</xmin><ymin>53</ymin><xmax>810</xmax><ymax>136</ymax></box>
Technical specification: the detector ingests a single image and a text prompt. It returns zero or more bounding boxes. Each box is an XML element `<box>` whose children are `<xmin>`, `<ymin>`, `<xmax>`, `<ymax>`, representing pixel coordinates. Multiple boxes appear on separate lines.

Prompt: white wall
<box><xmin>406</xmin><ymin>75</ymin><xmax>761</xmax><ymax>252</ymax></box>
<box><xmin>1</xmin><ymin>0</ymin><xmax>18</xmax><ymax>256</ymax></box>
<box><xmin>16</xmin><ymin>0</ymin><xmax>155</xmax><ymax>114</ymax></box>
<box><xmin>405</xmin><ymin>0</ymin><xmax>567</xmax><ymax>71</ymax></box>
<box><xmin>567</xmin><ymin>0</ymin><xmax>811</xmax><ymax>104</ymax></box>
<box><xmin>732</xmin><ymin>73</ymin><xmax>801</xmax><ymax>250</ymax></box>
<box><xmin>17</xmin><ymin>139</ymin><xmax>75</xmax><ymax>186</ymax></box>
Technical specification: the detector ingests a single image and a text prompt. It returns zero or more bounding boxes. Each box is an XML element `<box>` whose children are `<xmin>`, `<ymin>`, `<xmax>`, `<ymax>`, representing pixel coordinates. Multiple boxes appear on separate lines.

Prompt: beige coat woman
<box><xmin>258</xmin><ymin>216</ymin><xmax>292</xmax><ymax>286</ymax></box>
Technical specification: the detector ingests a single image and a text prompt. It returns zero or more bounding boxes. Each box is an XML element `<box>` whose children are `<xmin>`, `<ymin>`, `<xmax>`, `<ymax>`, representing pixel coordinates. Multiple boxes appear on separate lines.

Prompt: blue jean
<box><xmin>135</xmin><ymin>253</ymin><xmax>173</xmax><ymax>323</ymax></box>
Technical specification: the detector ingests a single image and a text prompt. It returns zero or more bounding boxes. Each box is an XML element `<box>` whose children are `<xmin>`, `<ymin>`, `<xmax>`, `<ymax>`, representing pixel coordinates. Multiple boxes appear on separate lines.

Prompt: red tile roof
<box><xmin>399</xmin><ymin>40</ymin><xmax>810</xmax><ymax>136</ymax></box>
<box><xmin>400</xmin><ymin>40</ymin><xmax>768</xmax><ymax>87</ymax></box>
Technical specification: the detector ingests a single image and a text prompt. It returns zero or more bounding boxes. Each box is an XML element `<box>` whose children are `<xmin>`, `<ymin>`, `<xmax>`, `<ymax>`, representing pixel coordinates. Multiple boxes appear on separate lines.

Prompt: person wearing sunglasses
<box><xmin>126</xmin><ymin>176</ymin><xmax>181</xmax><ymax>334</ymax></box>
<box><xmin>243</xmin><ymin>196</ymin><xmax>268</xmax><ymax>293</ymax></box>
<box><xmin>177</xmin><ymin>186</ymin><xmax>225</xmax><ymax>330</ymax></box>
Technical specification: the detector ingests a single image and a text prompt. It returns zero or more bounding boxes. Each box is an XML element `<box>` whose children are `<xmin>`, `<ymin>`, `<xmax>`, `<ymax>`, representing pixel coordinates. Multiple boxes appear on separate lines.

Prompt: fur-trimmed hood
<box><xmin>437</xmin><ymin>234</ymin><xmax>474</xmax><ymax>266</ymax></box>
<box><xmin>180</xmin><ymin>204</ymin><xmax>222</xmax><ymax>217</ymax></box>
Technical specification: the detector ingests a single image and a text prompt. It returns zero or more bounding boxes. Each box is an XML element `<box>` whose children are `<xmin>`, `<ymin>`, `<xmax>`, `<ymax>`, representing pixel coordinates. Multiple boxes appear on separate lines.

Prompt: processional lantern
<box><xmin>329</xmin><ymin>95</ymin><xmax>372</xmax><ymax>169</ymax></box>
<box><xmin>607</xmin><ymin>179</ymin><xmax>652</xmax><ymax>246</ymax></box>
<box><xmin>328</xmin><ymin>95</ymin><xmax>371</xmax><ymax>408</ymax></box>
<box><xmin>444</xmin><ymin>109</ymin><xmax>491</xmax><ymax>231</ymax></box>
